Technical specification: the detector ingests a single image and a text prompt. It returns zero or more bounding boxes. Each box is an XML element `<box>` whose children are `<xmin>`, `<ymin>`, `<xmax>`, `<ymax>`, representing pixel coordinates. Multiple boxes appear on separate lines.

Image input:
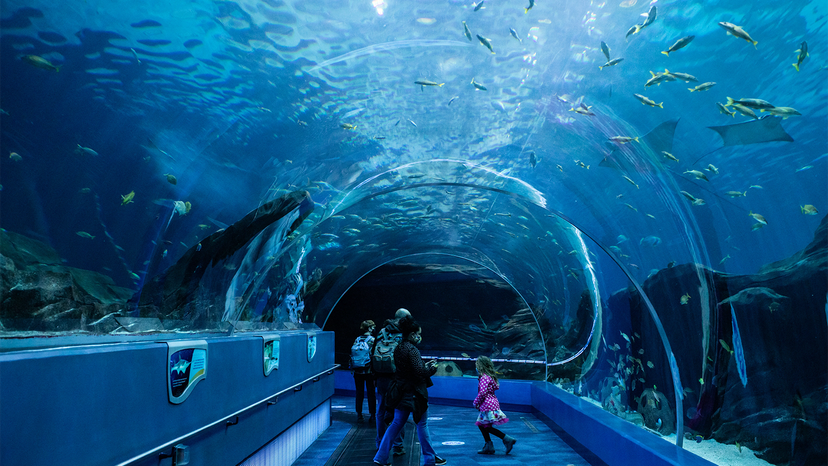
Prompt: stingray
<box><xmin>708</xmin><ymin>116</ymin><xmax>793</xmax><ymax>146</ymax></box>
<box><xmin>599</xmin><ymin>119</ymin><xmax>679</xmax><ymax>171</ymax></box>
<box><xmin>693</xmin><ymin>116</ymin><xmax>793</xmax><ymax>165</ymax></box>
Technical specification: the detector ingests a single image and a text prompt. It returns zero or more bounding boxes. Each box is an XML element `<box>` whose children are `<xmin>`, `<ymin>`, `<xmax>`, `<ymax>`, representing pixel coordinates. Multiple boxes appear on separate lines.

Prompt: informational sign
<box><xmin>307</xmin><ymin>333</ymin><xmax>317</xmax><ymax>362</ymax></box>
<box><xmin>262</xmin><ymin>336</ymin><xmax>280</xmax><ymax>376</ymax></box>
<box><xmin>166</xmin><ymin>340</ymin><xmax>208</xmax><ymax>404</ymax></box>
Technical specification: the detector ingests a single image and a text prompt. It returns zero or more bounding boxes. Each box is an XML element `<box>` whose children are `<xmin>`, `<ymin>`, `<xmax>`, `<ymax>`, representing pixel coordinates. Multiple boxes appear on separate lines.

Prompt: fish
<box><xmin>571</xmin><ymin>105</ymin><xmax>595</xmax><ymax>116</ymax></box>
<box><xmin>556</xmin><ymin>164</ymin><xmax>564</xmax><ymax>172</ymax></box>
<box><xmin>634</xmin><ymin>93</ymin><xmax>663</xmax><ymax>108</ymax></box>
<box><xmin>749</xmin><ymin>211</ymin><xmax>767</xmax><ymax>225</ymax></box>
<box><xmin>610</xmin><ymin>136</ymin><xmax>639</xmax><ymax>144</ymax></box>
<box><xmin>21</xmin><ymin>54</ymin><xmax>60</xmax><ymax>72</ymax></box>
<box><xmin>680</xmin><ymin>293</ymin><xmax>691</xmax><ymax>305</ymax></box>
<box><xmin>528</xmin><ymin>151</ymin><xmax>538</xmax><ymax>168</ymax></box>
<box><xmin>626</xmin><ymin>24</ymin><xmax>642</xmax><ymax>40</ymax></box>
<box><xmin>129</xmin><ymin>272</ymin><xmax>140</xmax><ymax>281</ymax></box>
<box><xmin>448</xmin><ymin>96</ymin><xmax>459</xmax><ymax>105</ymax></box>
<box><xmin>477</xmin><ymin>34</ymin><xmax>495</xmax><ymax>54</ymax></box>
<box><xmin>642</xmin><ymin>6</ymin><xmax>657</xmax><ymax>27</ymax></box>
<box><xmin>623</xmin><ymin>175</ymin><xmax>640</xmax><ymax>189</ymax></box>
<box><xmin>408</xmin><ymin>119</ymin><xmax>417</xmax><ymax>127</ymax></box>
<box><xmin>647</xmin><ymin>361</ymin><xmax>655</xmax><ymax>368</ymax></box>
<box><xmin>764</xmin><ymin>106</ymin><xmax>801</xmax><ymax>119</ymax></box>
<box><xmin>793</xmin><ymin>41</ymin><xmax>808</xmax><ymax>71</ymax></box>
<box><xmin>121</xmin><ymin>191</ymin><xmax>135</xmax><ymax>205</ymax></box>
<box><xmin>624</xmin><ymin>203</ymin><xmax>637</xmax><ymax>211</ymax></box>
<box><xmin>131</xmin><ymin>48</ymin><xmax>141</xmax><ymax>64</ymax></box>
<box><xmin>601</xmin><ymin>41</ymin><xmax>611</xmax><ymax>61</ymax></box>
<box><xmin>9</xmin><ymin>151</ymin><xmax>22</xmax><ymax>162</ymax></box>
<box><xmin>718</xmin><ymin>22</ymin><xmax>758</xmax><ymax>48</ymax></box>
<box><xmin>415</xmin><ymin>79</ymin><xmax>444</xmax><ymax>91</ymax></box>
<box><xmin>599</xmin><ymin>58</ymin><xmax>624</xmax><ymax>70</ymax></box>
<box><xmin>173</xmin><ymin>200</ymin><xmax>192</xmax><ymax>215</ymax></box>
<box><xmin>471</xmin><ymin>78</ymin><xmax>488</xmax><ymax>91</ymax></box>
<box><xmin>726</xmin><ymin>191</ymin><xmax>746</xmax><ymax>197</ymax></box>
<box><xmin>800</xmin><ymin>204</ymin><xmax>818</xmax><ymax>215</ymax></box>
<box><xmin>640</xmin><ymin>235</ymin><xmax>662</xmax><ymax>247</ymax></box>
<box><xmin>706</xmin><ymin>164</ymin><xmax>719</xmax><ymax>175</ymax></box>
<box><xmin>164</xmin><ymin>173</ymin><xmax>177</xmax><ymax>185</ymax></box>
<box><xmin>719</xmin><ymin>254</ymin><xmax>731</xmax><ymax>265</ymax></box>
<box><xmin>617</xmin><ymin>235</ymin><xmax>628</xmax><ymax>244</ymax></box>
<box><xmin>731</xmin><ymin>103</ymin><xmax>758</xmax><ymax>119</ymax></box>
<box><xmin>462</xmin><ymin>21</ymin><xmax>473</xmax><ymax>41</ymax></box>
<box><xmin>730</xmin><ymin>304</ymin><xmax>748</xmax><ymax>387</ymax></box>
<box><xmin>340</xmin><ymin>123</ymin><xmax>357</xmax><ymax>130</ymax></box>
<box><xmin>684</xmin><ymin>170</ymin><xmax>709</xmax><ymax>181</ymax></box>
<box><xmin>689</xmin><ymin>82</ymin><xmax>716</xmax><ymax>92</ymax></box>
<box><xmin>661</xmin><ymin>36</ymin><xmax>695</xmax><ymax>56</ymax></box>
<box><xmin>461</xmin><ymin>352</ymin><xmax>470</xmax><ymax>358</ymax></box>
<box><xmin>525</xmin><ymin>0</ymin><xmax>534</xmax><ymax>13</ymax></box>
<box><xmin>717</xmin><ymin>103</ymin><xmax>736</xmax><ymax>117</ymax></box>
<box><xmin>510</xmin><ymin>28</ymin><xmax>522</xmax><ymax>43</ymax></box>
<box><xmin>750</xmin><ymin>222</ymin><xmax>765</xmax><ymax>231</ymax></box>
<box><xmin>473</xmin><ymin>1</ymin><xmax>485</xmax><ymax>12</ymax></box>
<box><xmin>76</xmin><ymin>231</ymin><xmax>95</xmax><ymax>239</ymax></box>
<box><xmin>666</xmin><ymin>71</ymin><xmax>698</xmax><ymax>82</ymax></box>
<box><xmin>661</xmin><ymin>151</ymin><xmax>679</xmax><ymax>162</ymax></box>
<box><xmin>645</xmin><ymin>70</ymin><xmax>677</xmax><ymax>87</ymax></box>
<box><xmin>725</xmin><ymin>97</ymin><xmax>774</xmax><ymax>110</ymax></box>
<box><xmin>79</xmin><ymin>188</ymin><xmax>91</xmax><ymax>194</ymax></box>
<box><xmin>76</xmin><ymin>144</ymin><xmax>99</xmax><ymax>156</ymax></box>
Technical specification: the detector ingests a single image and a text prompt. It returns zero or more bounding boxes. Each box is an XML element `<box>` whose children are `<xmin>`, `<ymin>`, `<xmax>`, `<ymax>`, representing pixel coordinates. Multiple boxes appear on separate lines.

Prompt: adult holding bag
<box><xmin>350</xmin><ymin>319</ymin><xmax>376</xmax><ymax>422</ymax></box>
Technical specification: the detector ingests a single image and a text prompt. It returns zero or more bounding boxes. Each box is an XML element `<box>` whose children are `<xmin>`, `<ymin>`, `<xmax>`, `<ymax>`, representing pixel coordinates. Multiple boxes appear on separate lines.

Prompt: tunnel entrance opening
<box><xmin>325</xmin><ymin>255</ymin><xmax>549</xmax><ymax>381</ymax></box>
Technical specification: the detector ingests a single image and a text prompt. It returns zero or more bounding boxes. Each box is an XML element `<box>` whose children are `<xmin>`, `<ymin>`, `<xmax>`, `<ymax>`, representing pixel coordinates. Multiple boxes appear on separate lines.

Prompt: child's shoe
<box><xmin>502</xmin><ymin>435</ymin><xmax>516</xmax><ymax>454</ymax></box>
<box><xmin>477</xmin><ymin>441</ymin><xmax>495</xmax><ymax>454</ymax></box>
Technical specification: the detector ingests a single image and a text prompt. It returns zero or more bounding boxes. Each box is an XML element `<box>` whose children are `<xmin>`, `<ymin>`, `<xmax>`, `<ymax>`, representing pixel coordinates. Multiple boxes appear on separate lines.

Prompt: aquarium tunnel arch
<box><xmin>1</xmin><ymin>1</ymin><xmax>826</xmax><ymax>465</ymax></box>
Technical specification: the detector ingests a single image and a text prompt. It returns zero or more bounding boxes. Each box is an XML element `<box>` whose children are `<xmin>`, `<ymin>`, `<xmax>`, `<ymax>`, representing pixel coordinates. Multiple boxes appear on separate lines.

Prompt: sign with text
<box><xmin>262</xmin><ymin>336</ymin><xmax>280</xmax><ymax>376</ymax></box>
<box><xmin>166</xmin><ymin>340</ymin><xmax>208</xmax><ymax>404</ymax></box>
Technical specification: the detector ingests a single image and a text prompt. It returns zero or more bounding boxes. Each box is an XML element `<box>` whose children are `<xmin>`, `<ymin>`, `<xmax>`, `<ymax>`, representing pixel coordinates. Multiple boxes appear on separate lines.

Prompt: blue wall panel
<box><xmin>0</xmin><ymin>331</ymin><xmax>335</xmax><ymax>466</ymax></box>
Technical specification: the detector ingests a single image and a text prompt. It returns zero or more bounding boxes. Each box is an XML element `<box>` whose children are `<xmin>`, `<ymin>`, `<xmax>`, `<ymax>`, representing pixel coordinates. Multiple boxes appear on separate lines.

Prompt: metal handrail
<box><xmin>114</xmin><ymin>364</ymin><xmax>339</xmax><ymax>466</ymax></box>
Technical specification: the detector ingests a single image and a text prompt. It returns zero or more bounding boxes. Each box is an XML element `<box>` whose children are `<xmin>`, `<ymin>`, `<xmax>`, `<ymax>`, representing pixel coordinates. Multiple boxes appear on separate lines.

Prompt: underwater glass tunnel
<box><xmin>0</xmin><ymin>0</ymin><xmax>826</xmax><ymax>465</ymax></box>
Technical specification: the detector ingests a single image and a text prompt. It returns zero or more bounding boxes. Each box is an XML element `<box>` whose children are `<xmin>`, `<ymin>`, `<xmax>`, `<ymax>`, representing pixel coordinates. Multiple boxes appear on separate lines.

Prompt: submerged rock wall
<box><xmin>622</xmin><ymin>215</ymin><xmax>827</xmax><ymax>465</ymax></box>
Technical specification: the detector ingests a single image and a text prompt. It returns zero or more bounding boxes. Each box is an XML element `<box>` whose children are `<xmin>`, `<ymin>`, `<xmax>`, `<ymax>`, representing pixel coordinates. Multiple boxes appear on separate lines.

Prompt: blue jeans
<box><xmin>375</xmin><ymin>377</ymin><xmax>403</xmax><ymax>449</ymax></box>
<box><xmin>374</xmin><ymin>409</ymin><xmax>436</xmax><ymax>466</ymax></box>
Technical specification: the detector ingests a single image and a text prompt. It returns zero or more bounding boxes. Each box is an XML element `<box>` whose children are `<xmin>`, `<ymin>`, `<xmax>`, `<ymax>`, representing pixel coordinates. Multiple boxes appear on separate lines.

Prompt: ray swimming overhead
<box><xmin>707</xmin><ymin>116</ymin><xmax>794</xmax><ymax>146</ymax></box>
<box><xmin>599</xmin><ymin>119</ymin><xmax>679</xmax><ymax>171</ymax></box>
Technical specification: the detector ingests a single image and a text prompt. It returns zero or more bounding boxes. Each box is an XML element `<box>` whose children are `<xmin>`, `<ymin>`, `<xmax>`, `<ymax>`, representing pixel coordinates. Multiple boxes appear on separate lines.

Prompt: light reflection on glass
<box><xmin>372</xmin><ymin>0</ymin><xmax>387</xmax><ymax>15</ymax></box>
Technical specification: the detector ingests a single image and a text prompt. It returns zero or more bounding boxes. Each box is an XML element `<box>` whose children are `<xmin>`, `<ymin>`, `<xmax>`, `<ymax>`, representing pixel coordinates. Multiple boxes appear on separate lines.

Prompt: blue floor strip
<box><xmin>295</xmin><ymin>395</ymin><xmax>598</xmax><ymax>466</ymax></box>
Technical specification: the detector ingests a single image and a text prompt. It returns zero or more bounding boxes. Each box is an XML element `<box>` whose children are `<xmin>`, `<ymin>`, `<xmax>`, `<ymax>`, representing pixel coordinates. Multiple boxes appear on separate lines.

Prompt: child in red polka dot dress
<box><xmin>472</xmin><ymin>356</ymin><xmax>517</xmax><ymax>455</ymax></box>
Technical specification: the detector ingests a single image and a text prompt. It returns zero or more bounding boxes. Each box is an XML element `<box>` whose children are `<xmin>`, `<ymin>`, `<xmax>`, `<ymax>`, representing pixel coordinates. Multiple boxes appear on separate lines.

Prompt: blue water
<box><xmin>1</xmin><ymin>0</ymin><xmax>824</xmax><ymax>289</ymax></box>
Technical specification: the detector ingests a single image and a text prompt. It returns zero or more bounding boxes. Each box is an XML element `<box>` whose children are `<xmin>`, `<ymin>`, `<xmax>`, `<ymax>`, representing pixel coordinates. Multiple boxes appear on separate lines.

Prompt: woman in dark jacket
<box><xmin>373</xmin><ymin>316</ymin><xmax>441</xmax><ymax>466</ymax></box>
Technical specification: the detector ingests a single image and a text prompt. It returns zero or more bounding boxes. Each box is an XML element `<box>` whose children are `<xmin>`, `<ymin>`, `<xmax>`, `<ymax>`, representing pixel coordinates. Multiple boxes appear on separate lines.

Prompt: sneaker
<box><xmin>392</xmin><ymin>446</ymin><xmax>406</xmax><ymax>456</ymax></box>
<box><xmin>435</xmin><ymin>455</ymin><xmax>447</xmax><ymax>465</ymax></box>
<box><xmin>373</xmin><ymin>460</ymin><xmax>390</xmax><ymax>466</ymax></box>
<box><xmin>357</xmin><ymin>414</ymin><xmax>364</xmax><ymax>422</ymax></box>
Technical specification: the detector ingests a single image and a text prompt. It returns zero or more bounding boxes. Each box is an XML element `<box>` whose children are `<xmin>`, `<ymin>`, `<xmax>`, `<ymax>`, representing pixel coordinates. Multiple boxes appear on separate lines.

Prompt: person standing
<box><xmin>373</xmin><ymin>316</ymin><xmax>446</xmax><ymax>466</ymax></box>
<box><xmin>472</xmin><ymin>356</ymin><xmax>516</xmax><ymax>455</ymax></box>
<box><xmin>371</xmin><ymin>308</ymin><xmax>410</xmax><ymax>455</ymax></box>
<box><xmin>350</xmin><ymin>320</ymin><xmax>376</xmax><ymax>422</ymax></box>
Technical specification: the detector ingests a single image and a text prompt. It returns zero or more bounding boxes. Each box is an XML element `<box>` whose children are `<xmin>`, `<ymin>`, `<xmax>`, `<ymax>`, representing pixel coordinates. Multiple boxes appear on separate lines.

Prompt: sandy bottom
<box><xmin>665</xmin><ymin>434</ymin><xmax>772</xmax><ymax>466</ymax></box>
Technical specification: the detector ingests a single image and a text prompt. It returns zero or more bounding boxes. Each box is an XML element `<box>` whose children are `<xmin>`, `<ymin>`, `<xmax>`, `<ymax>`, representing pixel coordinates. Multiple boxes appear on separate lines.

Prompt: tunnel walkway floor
<box><xmin>293</xmin><ymin>395</ymin><xmax>603</xmax><ymax>466</ymax></box>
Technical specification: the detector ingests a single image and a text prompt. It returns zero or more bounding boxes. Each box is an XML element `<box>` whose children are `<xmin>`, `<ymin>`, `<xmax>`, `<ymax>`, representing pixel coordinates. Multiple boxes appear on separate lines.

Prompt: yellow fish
<box><xmin>680</xmin><ymin>293</ymin><xmax>691</xmax><ymax>305</ymax></box>
<box><xmin>801</xmin><ymin>205</ymin><xmax>818</xmax><ymax>215</ymax></box>
<box><xmin>121</xmin><ymin>191</ymin><xmax>135</xmax><ymax>205</ymax></box>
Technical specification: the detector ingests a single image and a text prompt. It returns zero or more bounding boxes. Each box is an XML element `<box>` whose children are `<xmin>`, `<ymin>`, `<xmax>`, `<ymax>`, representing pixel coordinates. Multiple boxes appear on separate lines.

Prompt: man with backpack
<box><xmin>351</xmin><ymin>320</ymin><xmax>376</xmax><ymax>422</ymax></box>
<box><xmin>372</xmin><ymin>308</ymin><xmax>410</xmax><ymax>456</ymax></box>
